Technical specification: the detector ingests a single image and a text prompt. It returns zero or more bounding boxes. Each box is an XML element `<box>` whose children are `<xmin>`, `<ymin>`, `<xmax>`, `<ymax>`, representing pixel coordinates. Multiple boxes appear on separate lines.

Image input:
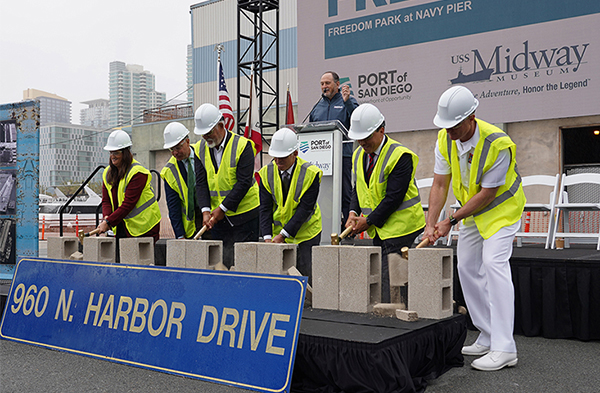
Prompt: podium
<box><xmin>291</xmin><ymin>120</ymin><xmax>350</xmax><ymax>245</ymax></box>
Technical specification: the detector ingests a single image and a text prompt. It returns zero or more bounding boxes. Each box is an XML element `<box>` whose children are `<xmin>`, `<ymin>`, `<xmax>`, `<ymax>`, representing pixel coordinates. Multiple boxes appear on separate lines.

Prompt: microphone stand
<box><xmin>301</xmin><ymin>94</ymin><xmax>325</xmax><ymax>124</ymax></box>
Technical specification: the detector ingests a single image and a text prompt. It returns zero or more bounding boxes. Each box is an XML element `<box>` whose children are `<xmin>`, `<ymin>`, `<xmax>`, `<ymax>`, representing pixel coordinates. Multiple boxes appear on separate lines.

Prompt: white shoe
<box><xmin>471</xmin><ymin>351</ymin><xmax>518</xmax><ymax>371</ymax></box>
<box><xmin>462</xmin><ymin>343</ymin><xmax>490</xmax><ymax>356</ymax></box>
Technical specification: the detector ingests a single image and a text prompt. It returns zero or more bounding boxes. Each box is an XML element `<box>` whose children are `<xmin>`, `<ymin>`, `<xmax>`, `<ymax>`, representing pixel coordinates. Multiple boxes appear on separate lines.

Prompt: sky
<box><xmin>0</xmin><ymin>0</ymin><xmax>198</xmax><ymax>123</ymax></box>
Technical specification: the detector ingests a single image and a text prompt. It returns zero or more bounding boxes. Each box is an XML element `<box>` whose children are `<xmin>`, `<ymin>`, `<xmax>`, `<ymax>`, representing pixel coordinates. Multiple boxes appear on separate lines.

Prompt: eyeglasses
<box><xmin>448</xmin><ymin>116</ymin><xmax>471</xmax><ymax>131</ymax></box>
<box><xmin>169</xmin><ymin>139</ymin><xmax>188</xmax><ymax>152</ymax></box>
<box><xmin>360</xmin><ymin>132</ymin><xmax>375</xmax><ymax>142</ymax></box>
<box><xmin>109</xmin><ymin>150</ymin><xmax>122</xmax><ymax>156</ymax></box>
<box><xmin>203</xmin><ymin>127</ymin><xmax>217</xmax><ymax>138</ymax></box>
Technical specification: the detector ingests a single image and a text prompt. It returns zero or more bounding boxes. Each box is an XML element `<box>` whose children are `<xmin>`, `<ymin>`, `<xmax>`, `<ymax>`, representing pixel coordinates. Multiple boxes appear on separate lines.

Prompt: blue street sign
<box><xmin>1</xmin><ymin>258</ymin><xmax>307</xmax><ymax>393</ymax></box>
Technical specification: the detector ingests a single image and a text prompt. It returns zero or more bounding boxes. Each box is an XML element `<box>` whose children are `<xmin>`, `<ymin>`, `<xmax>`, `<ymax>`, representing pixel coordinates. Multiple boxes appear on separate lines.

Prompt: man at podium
<box><xmin>309</xmin><ymin>71</ymin><xmax>359</xmax><ymax>228</ymax></box>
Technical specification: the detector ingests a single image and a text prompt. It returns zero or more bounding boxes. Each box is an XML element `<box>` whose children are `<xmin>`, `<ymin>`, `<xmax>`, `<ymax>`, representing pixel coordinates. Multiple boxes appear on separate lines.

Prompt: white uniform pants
<box><xmin>457</xmin><ymin>220</ymin><xmax>520</xmax><ymax>353</ymax></box>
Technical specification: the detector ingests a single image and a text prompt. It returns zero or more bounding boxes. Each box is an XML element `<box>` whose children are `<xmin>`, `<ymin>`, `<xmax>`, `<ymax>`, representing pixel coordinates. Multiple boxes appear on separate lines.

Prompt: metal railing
<box><xmin>142</xmin><ymin>102</ymin><xmax>193</xmax><ymax>123</ymax></box>
<box><xmin>58</xmin><ymin>166</ymin><xmax>162</xmax><ymax>236</ymax></box>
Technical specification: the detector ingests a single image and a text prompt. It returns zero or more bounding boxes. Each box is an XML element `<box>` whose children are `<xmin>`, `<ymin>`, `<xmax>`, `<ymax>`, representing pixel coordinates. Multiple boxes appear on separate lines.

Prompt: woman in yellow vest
<box><xmin>95</xmin><ymin>130</ymin><xmax>161</xmax><ymax>259</ymax></box>
<box><xmin>345</xmin><ymin>103</ymin><xmax>426</xmax><ymax>304</ymax></box>
<box><xmin>258</xmin><ymin>128</ymin><xmax>322</xmax><ymax>284</ymax></box>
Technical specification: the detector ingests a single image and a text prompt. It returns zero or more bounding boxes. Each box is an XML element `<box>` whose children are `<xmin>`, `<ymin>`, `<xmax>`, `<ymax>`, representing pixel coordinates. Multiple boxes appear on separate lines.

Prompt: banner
<box><xmin>298</xmin><ymin>0</ymin><xmax>600</xmax><ymax>132</ymax></box>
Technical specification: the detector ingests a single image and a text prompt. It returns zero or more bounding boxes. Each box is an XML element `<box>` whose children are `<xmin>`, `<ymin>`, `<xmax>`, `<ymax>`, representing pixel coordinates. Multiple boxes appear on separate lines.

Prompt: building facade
<box><xmin>39</xmin><ymin>124</ymin><xmax>109</xmax><ymax>188</ymax></box>
<box><xmin>190</xmin><ymin>0</ymin><xmax>298</xmax><ymax>128</ymax></box>
<box><xmin>187</xmin><ymin>44</ymin><xmax>194</xmax><ymax>103</ymax></box>
<box><xmin>23</xmin><ymin>88</ymin><xmax>71</xmax><ymax>126</ymax></box>
<box><xmin>80</xmin><ymin>99</ymin><xmax>110</xmax><ymax>129</ymax></box>
<box><xmin>109</xmin><ymin>61</ymin><xmax>166</xmax><ymax>127</ymax></box>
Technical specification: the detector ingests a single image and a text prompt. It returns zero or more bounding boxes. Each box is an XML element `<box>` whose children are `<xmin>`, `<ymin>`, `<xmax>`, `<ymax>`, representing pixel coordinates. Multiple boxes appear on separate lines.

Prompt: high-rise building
<box><xmin>187</xmin><ymin>44</ymin><xmax>193</xmax><ymax>103</ymax></box>
<box><xmin>23</xmin><ymin>88</ymin><xmax>72</xmax><ymax>125</ymax></box>
<box><xmin>80</xmin><ymin>99</ymin><xmax>110</xmax><ymax>129</ymax></box>
<box><xmin>39</xmin><ymin>124</ymin><xmax>109</xmax><ymax>188</ymax></box>
<box><xmin>109</xmin><ymin>61</ymin><xmax>166</xmax><ymax>127</ymax></box>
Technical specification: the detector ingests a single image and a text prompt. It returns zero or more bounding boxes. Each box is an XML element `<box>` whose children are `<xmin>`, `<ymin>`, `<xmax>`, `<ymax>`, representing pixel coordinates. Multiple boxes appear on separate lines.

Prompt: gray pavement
<box><xmin>2</xmin><ymin>242</ymin><xmax>599</xmax><ymax>392</ymax></box>
<box><xmin>2</xmin><ymin>327</ymin><xmax>599</xmax><ymax>392</ymax></box>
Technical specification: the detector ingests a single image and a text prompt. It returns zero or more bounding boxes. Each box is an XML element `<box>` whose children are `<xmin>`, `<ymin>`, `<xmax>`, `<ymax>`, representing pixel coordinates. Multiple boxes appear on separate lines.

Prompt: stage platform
<box><xmin>509</xmin><ymin>244</ymin><xmax>600</xmax><ymax>341</ymax></box>
<box><xmin>447</xmin><ymin>243</ymin><xmax>600</xmax><ymax>341</ymax></box>
<box><xmin>292</xmin><ymin>309</ymin><xmax>466</xmax><ymax>393</ymax></box>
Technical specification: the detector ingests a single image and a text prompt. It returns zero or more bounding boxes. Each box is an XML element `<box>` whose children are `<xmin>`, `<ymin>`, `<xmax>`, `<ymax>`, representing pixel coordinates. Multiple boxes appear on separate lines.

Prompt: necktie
<box><xmin>281</xmin><ymin>171</ymin><xmax>291</xmax><ymax>201</ymax></box>
<box><xmin>186</xmin><ymin>158</ymin><xmax>195</xmax><ymax>219</ymax></box>
<box><xmin>365</xmin><ymin>153</ymin><xmax>376</xmax><ymax>183</ymax></box>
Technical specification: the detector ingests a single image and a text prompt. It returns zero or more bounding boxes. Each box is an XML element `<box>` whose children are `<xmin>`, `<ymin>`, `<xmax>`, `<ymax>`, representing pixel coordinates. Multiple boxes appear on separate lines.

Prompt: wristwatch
<box><xmin>449</xmin><ymin>215</ymin><xmax>459</xmax><ymax>226</ymax></box>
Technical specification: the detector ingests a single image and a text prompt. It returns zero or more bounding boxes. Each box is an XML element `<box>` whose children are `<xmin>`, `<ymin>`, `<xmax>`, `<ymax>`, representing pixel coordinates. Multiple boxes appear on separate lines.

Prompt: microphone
<box><xmin>302</xmin><ymin>95</ymin><xmax>325</xmax><ymax>124</ymax></box>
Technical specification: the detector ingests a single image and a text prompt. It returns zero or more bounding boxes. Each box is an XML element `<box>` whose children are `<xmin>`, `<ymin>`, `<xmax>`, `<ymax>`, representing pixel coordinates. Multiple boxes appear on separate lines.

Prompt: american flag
<box><xmin>218</xmin><ymin>59</ymin><xmax>235</xmax><ymax>131</ymax></box>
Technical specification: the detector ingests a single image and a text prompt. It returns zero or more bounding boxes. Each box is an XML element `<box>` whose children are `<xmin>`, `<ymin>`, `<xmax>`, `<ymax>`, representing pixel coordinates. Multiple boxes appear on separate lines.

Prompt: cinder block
<box><xmin>83</xmin><ymin>237</ymin><xmax>116</xmax><ymax>263</ymax></box>
<box><xmin>372</xmin><ymin>303</ymin><xmax>405</xmax><ymax>317</ymax></box>
<box><xmin>120</xmin><ymin>237</ymin><xmax>154</xmax><ymax>265</ymax></box>
<box><xmin>339</xmin><ymin>246</ymin><xmax>381</xmax><ymax>313</ymax></box>
<box><xmin>234</xmin><ymin>242</ymin><xmax>259</xmax><ymax>273</ymax></box>
<box><xmin>388</xmin><ymin>252</ymin><xmax>408</xmax><ymax>304</ymax></box>
<box><xmin>47</xmin><ymin>237</ymin><xmax>79</xmax><ymax>260</ymax></box>
<box><xmin>256</xmin><ymin>243</ymin><xmax>297</xmax><ymax>275</ymax></box>
<box><xmin>388</xmin><ymin>253</ymin><xmax>408</xmax><ymax>286</ymax></box>
<box><xmin>408</xmin><ymin>248</ymin><xmax>453</xmax><ymax>319</ymax></box>
<box><xmin>166</xmin><ymin>239</ymin><xmax>188</xmax><ymax>268</ymax></box>
<box><xmin>69</xmin><ymin>251</ymin><xmax>83</xmax><ymax>260</ymax></box>
<box><xmin>396</xmin><ymin>309</ymin><xmax>419</xmax><ymax>322</ymax></box>
<box><xmin>312</xmin><ymin>246</ymin><xmax>340</xmax><ymax>310</ymax></box>
<box><xmin>166</xmin><ymin>239</ymin><xmax>223</xmax><ymax>270</ymax></box>
<box><xmin>288</xmin><ymin>266</ymin><xmax>313</xmax><ymax>307</ymax></box>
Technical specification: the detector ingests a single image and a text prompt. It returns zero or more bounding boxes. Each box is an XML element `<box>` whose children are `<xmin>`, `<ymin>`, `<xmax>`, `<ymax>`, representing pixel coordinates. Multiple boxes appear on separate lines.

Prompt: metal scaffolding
<box><xmin>237</xmin><ymin>0</ymin><xmax>280</xmax><ymax>145</ymax></box>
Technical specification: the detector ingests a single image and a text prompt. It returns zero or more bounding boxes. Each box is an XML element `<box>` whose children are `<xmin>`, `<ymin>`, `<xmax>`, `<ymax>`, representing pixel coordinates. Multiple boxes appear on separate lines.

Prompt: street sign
<box><xmin>1</xmin><ymin>258</ymin><xmax>306</xmax><ymax>393</ymax></box>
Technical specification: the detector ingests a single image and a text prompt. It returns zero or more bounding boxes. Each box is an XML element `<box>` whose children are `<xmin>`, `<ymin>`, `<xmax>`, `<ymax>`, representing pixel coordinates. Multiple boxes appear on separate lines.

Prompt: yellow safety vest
<box><xmin>103</xmin><ymin>160</ymin><xmax>162</xmax><ymax>237</ymax></box>
<box><xmin>258</xmin><ymin>157</ymin><xmax>322</xmax><ymax>244</ymax></box>
<box><xmin>198</xmin><ymin>132</ymin><xmax>259</xmax><ymax>216</ymax></box>
<box><xmin>438</xmin><ymin>118</ymin><xmax>526</xmax><ymax>239</ymax></box>
<box><xmin>353</xmin><ymin>137</ymin><xmax>425</xmax><ymax>240</ymax></box>
<box><xmin>159</xmin><ymin>142</ymin><xmax>200</xmax><ymax>238</ymax></box>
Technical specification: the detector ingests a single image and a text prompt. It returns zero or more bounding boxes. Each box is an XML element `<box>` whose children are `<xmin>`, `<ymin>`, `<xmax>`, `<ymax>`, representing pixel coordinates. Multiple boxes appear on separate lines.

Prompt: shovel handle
<box><xmin>193</xmin><ymin>225</ymin><xmax>208</xmax><ymax>240</ymax></box>
<box><xmin>339</xmin><ymin>226</ymin><xmax>353</xmax><ymax>240</ymax></box>
<box><xmin>416</xmin><ymin>237</ymin><xmax>430</xmax><ymax>249</ymax></box>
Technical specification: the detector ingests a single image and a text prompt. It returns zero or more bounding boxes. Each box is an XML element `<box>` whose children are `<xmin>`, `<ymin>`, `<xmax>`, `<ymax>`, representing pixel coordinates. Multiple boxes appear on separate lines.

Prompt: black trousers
<box><xmin>206</xmin><ymin>216</ymin><xmax>260</xmax><ymax>269</ymax></box>
<box><xmin>373</xmin><ymin>228</ymin><xmax>423</xmax><ymax>303</ymax></box>
<box><xmin>296</xmin><ymin>233</ymin><xmax>321</xmax><ymax>286</ymax></box>
<box><xmin>341</xmin><ymin>156</ymin><xmax>352</xmax><ymax>225</ymax></box>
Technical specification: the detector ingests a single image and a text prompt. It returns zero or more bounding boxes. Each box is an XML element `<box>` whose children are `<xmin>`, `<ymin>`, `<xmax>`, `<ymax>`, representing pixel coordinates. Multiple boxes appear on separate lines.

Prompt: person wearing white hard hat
<box><xmin>345</xmin><ymin>103</ymin><xmax>425</xmax><ymax>303</ymax></box>
<box><xmin>193</xmin><ymin>103</ymin><xmax>260</xmax><ymax>269</ymax></box>
<box><xmin>424</xmin><ymin>85</ymin><xmax>526</xmax><ymax>371</ymax></box>
<box><xmin>96</xmin><ymin>130</ymin><xmax>161</xmax><ymax>259</ymax></box>
<box><xmin>309</xmin><ymin>71</ymin><xmax>359</xmax><ymax>231</ymax></box>
<box><xmin>160</xmin><ymin>122</ymin><xmax>201</xmax><ymax>239</ymax></box>
<box><xmin>258</xmin><ymin>128</ymin><xmax>322</xmax><ymax>283</ymax></box>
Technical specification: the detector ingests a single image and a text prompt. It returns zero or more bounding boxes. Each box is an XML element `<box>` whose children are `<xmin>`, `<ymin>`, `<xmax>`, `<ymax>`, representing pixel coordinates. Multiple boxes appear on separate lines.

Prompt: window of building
<box><xmin>562</xmin><ymin>126</ymin><xmax>600</xmax><ymax>166</ymax></box>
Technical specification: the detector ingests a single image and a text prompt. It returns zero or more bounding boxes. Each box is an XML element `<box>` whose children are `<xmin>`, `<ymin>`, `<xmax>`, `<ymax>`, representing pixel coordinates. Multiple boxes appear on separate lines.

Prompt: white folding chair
<box><xmin>515</xmin><ymin>174</ymin><xmax>560</xmax><ymax>248</ymax></box>
<box><xmin>550</xmin><ymin>173</ymin><xmax>600</xmax><ymax>250</ymax></box>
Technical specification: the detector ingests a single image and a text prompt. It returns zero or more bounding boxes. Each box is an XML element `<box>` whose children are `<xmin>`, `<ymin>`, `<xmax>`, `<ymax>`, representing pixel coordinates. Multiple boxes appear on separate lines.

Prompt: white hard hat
<box><xmin>194</xmin><ymin>103</ymin><xmax>222</xmax><ymax>135</ymax></box>
<box><xmin>269</xmin><ymin>128</ymin><xmax>298</xmax><ymax>158</ymax></box>
<box><xmin>104</xmin><ymin>130</ymin><xmax>132</xmax><ymax>151</ymax></box>
<box><xmin>163</xmin><ymin>122</ymin><xmax>190</xmax><ymax>149</ymax></box>
<box><xmin>348</xmin><ymin>103</ymin><xmax>385</xmax><ymax>140</ymax></box>
<box><xmin>433</xmin><ymin>85</ymin><xmax>479</xmax><ymax>129</ymax></box>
